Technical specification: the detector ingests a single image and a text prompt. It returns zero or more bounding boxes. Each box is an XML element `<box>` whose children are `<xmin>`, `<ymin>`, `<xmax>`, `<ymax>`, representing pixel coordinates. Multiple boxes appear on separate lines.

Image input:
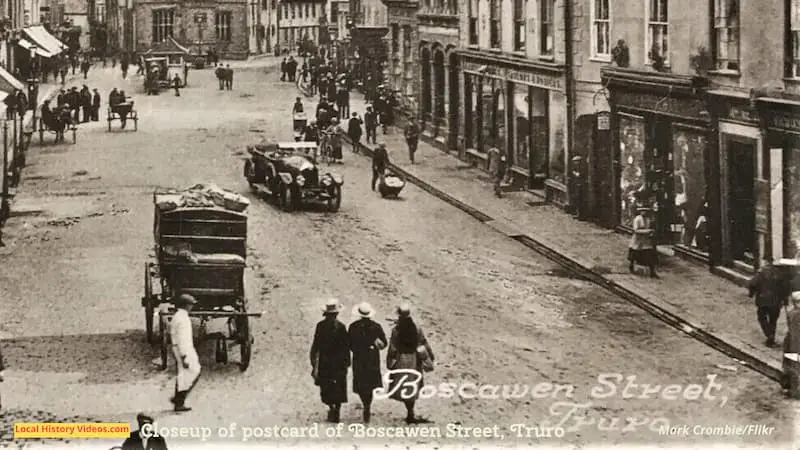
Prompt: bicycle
<box><xmin>318</xmin><ymin>131</ymin><xmax>333</xmax><ymax>165</ymax></box>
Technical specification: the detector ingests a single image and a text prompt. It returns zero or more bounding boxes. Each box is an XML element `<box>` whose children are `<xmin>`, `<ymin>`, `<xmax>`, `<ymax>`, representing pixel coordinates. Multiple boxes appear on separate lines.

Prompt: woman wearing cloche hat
<box><xmin>347</xmin><ymin>302</ymin><xmax>387</xmax><ymax>423</ymax></box>
<box><xmin>309</xmin><ymin>298</ymin><xmax>350</xmax><ymax>423</ymax></box>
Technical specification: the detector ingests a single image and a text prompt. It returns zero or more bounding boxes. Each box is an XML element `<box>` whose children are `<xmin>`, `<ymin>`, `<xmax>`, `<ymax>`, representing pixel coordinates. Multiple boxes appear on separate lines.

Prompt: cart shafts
<box><xmin>159</xmin><ymin>310</ymin><xmax>263</xmax><ymax>318</ymax></box>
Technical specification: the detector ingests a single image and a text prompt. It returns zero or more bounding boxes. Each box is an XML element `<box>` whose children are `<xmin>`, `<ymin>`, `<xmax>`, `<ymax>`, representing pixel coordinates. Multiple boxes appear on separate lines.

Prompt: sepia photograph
<box><xmin>0</xmin><ymin>0</ymin><xmax>797</xmax><ymax>448</ymax></box>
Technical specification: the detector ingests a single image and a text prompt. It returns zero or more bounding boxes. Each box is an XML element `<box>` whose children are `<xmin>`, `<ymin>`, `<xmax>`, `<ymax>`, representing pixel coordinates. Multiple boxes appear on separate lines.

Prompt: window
<box><xmin>331</xmin><ymin>6</ymin><xmax>338</xmax><ymax>23</ymax></box>
<box><xmin>262</xmin><ymin>0</ymin><xmax>267</xmax><ymax>9</ymax></box>
<box><xmin>791</xmin><ymin>0</ymin><xmax>800</xmax><ymax>77</ymax></box>
<box><xmin>514</xmin><ymin>0</ymin><xmax>526</xmax><ymax>51</ymax></box>
<box><xmin>646</xmin><ymin>0</ymin><xmax>669</xmax><ymax>64</ymax></box>
<box><xmin>312</xmin><ymin>4</ymin><xmax>316</xmax><ymax>16</ymax></box>
<box><xmin>216</xmin><ymin>11</ymin><xmax>232</xmax><ymax>41</ymax></box>
<box><xmin>391</xmin><ymin>23</ymin><xmax>399</xmax><ymax>53</ymax></box>
<box><xmin>592</xmin><ymin>0</ymin><xmax>610</xmax><ymax>58</ymax></box>
<box><xmin>152</xmin><ymin>9</ymin><xmax>174</xmax><ymax>43</ymax></box>
<box><xmin>305</xmin><ymin>3</ymin><xmax>310</xmax><ymax>17</ymax></box>
<box><xmin>292</xmin><ymin>4</ymin><xmax>296</xmax><ymax>18</ymax></box>
<box><xmin>540</xmin><ymin>0</ymin><xmax>554</xmax><ymax>55</ymax></box>
<box><xmin>298</xmin><ymin>4</ymin><xmax>303</xmax><ymax>17</ymax></box>
<box><xmin>713</xmin><ymin>0</ymin><xmax>739</xmax><ymax>70</ymax></box>
<box><xmin>468</xmin><ymin>0</ymin><xmax>478</xmax><ymax>45</ymax></box>
<box><xmin>489</xmin><ymin>0</ymin><xmax>500</xmax><ymax>48</ymax></box>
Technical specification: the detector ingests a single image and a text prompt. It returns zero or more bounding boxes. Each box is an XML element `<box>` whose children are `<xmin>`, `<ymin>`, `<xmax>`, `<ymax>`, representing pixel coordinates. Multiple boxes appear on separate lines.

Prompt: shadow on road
<box><xmin>2</xmin><ymin>330</ymin><xmax>160</xmax><ymax>383</ymax></box>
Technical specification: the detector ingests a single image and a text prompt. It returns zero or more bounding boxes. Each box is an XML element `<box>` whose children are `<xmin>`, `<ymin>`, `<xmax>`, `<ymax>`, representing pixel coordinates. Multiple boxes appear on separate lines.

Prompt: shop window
<box><xmin>468</xmin><ymin>0</ymin><xmax>478</xmax><ymax>45</ymax></box>
<box><xmin>540</xmin><ymin>0</ymin><xmax>554</xmax><ymax>56</ymax></box>
<box><xmin>619</xmin><ymin>115</ymin><xmax>647</xmax><ymax>228</ymax></box>
<box><xmin>529</xmin><ymin>88</ymin><xmax>549</xmax><ymax>178</ymax></box>
<box><xmin>216</xmin><ymin>11</ymin><xmax>232</xmax><ymax>41</ymax></box>
<box><xmin>465</xmin><ymin>76</ymin><xmax>474</xmax><ymax>148</ymax></box>
<box><xmin>513</xmin><ymin>84</ymin><xmax>530</xmax><ymax>171</ymax></box>
<box><xmin>592</xmin><ymin>0</ymin><xmax>610</xmax><ymax>59</ymax></box>
<box><xmin>513</xmin><ymin>0</ymin><xmax>526</xmax><ymax>51</ymax></box>
<box><xmin>473</xmin><ymin>77</ymin><xmax>484</xmax><ymax>151</ymax></box>
<box><xmin>490</xmin><ymin>0</ymin><xmax>501</xmax><ymax>48</ymax></box>
<box><xmin>481</xmin><ymin>80</ymin><xmax>503</xmax><ymax>151</ymax></box>
<box><xmin>713</xmin><ymin>0</ymin><xmax>739</xmax><ymax>71</ymax></box>
<box><xmin>785</xmin><ymin>148</ymin><xmax>800</xmax><ymax>258</ymax></box>
<box><xmin>672</xmin><ymin>129</ymin><xmax>709</xmax><ymax>251</ymax></box>
<box><xmin>646</xmin><ymin>0</ymin><xmax>669</xmax><ymax>65</ymax></box>
<box><xmin>152</xmin><ymin>9</ymin><xmax>174</xmax><ymax>43</ymax></box>
<box><xmin>548</xmin><ymin>91</ymin><xmax>566</xmax><ymax>184</ymax></box>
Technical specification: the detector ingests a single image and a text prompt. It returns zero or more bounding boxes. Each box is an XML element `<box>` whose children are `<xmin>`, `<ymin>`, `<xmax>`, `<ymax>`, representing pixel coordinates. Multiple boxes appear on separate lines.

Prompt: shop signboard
<box><xmin>597</xmin><ymin>111</ymin><xmax>610</xmax><ymax>130</ymax></box>
<box><xmin>461</xmin><ymin>60</ymin><xmax>563</xmax><ymax>91</ymax></box>
<box><xmin>755</xmin><ymin>178</ymin><xmax>769</xmax><ymax>234</ymax></box>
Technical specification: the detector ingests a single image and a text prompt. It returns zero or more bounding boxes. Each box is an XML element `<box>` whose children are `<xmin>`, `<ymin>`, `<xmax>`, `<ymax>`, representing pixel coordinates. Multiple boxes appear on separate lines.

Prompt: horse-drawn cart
<box><xmin>142</xmin><ymin>184</ymin><xmax>261</xmax><ymax>371</ymax></box>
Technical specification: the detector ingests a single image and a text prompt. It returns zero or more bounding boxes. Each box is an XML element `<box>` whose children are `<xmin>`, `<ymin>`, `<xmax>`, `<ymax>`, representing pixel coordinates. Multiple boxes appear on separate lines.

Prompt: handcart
<box><xmin>141</xmin><ymin>184</ymin><xmax>261</xmax><ymax>372</ymax></box>
<box><xmin>378</xmin><ymin>170</ymin><xmax>406</xmax><ymax>198</ymax></box>
<box><xmin>293</xmin><ymin>112</ymin><xmax>308</xmax><ymax>141</ymax></box>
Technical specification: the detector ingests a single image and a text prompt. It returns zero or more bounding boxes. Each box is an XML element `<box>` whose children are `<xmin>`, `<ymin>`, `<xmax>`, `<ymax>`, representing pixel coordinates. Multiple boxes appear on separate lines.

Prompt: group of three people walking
<box><xmin>310</xmin><ymin>299</ymin><xmax>435</xmax><ymax>424</ymax></box>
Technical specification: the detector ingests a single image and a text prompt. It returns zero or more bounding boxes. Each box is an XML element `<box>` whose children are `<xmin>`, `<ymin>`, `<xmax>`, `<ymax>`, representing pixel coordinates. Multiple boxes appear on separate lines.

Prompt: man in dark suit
<box><xmin>91</xmin><ymin>89</ymin><xmax>101</xmax><ymax>121</ymax></box>
<box><xmin>121</xmin><ymin>413</ymin><xmax>167</xmax><ymax>450</ymax></box>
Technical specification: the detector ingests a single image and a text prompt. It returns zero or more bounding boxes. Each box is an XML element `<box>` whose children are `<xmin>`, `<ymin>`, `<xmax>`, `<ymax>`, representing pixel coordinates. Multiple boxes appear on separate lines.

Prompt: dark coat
<box><xmin>347</xmin><ymin>117</ymin><xmax>362</xmax><ymax>138</ymax></box>
<box><xmin>310</xmin><ymin>319</ymin><xmax>350</xmax><ymax>379</ymax></box>
<box><xmin>748</xmin><ymin>264</ymin><xmax>791</xmax><ymax>308</ymax></box>
<box><xmin>364</xmin><ymin>111</ymin><xmax>378</xmax><ymax>129</ymax></box>
<box><xmin>56</xmin><ymin>93</ymin><xmax>66</xmax><ymax>106</ymax></box>
<box><xmin>372</xmin><ymin>146</ymin><xmax>389</xmax><ymax>170</ymax></box>
<box><xmin>15</xmin><ymin>92</ymin><xmax>27</xmax><ymax>111</ymax></box>
<box><xmin>80</xmin><ymin>89</ymin><xmax>91</xmax><ymax>107</ymax></box>
<box><xmin>348</xmin><ymin>318</ymin><xmax>387</xmax><ymax>394</ymax></box>
<box><xmin>121</xmin><ymin>431</ymin><xmax>168</xmax><ymax>450</ymax></box>
<box><xmin>92</xmin><ymin>92</ymin><xmax>101</xmax><ymax>107</ymax></box>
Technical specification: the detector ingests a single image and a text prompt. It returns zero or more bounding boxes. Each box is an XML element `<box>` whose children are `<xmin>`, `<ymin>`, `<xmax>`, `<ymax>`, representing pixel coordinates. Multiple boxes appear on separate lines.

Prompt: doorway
<box><xmin>727</xmin><ymin>136</ymin><xmax>757</xmax><ymax>266</ymax></box>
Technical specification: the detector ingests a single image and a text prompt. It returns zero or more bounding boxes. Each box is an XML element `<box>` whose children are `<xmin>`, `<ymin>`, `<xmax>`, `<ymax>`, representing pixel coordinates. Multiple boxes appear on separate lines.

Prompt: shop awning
<box><xmin>0</xmin><ymin>65</ymin><xmax>24</xmax><ymax>93</ymax></box>
<box><xmin>17</xmin><ymin>38</ymin><xmax>54</xmax><ymax>58</ymax></box>
<box><xmin>23</xmin><ymin>25</ymin><xmax>66</xmax><ymax>56</ymax></box>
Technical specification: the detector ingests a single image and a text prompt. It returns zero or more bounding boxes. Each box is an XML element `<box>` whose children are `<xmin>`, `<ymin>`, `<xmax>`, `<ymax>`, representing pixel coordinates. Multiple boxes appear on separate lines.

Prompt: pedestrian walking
<box><xmin>91</xmin><ymin>89</ymin><xmax>100</xmax><ymax>121</ymax></box>
<box><xmin>215</xmin><ymin>64</ymin><xmax>224</xmax><ymax>90</ymax></box>
<box><xmin>337</xmin><ymin>84</ymin><xmax>350</xmax><ymax>119</ymax></box>
<box><xmin>628</xmin><ymin>206</ymin><xmax>658</xmax><ymax>278</ymax></box>
<box><xmin>0</xmin><ymin>343</ymin><xmax>5</xmax><ymax>410</ymax></box>
<box><xmin>404</xmin><ymin>117</ymin><xmax>420</xmax><ymax>164</ymax></box>
<box><xmin>371</xmin><ymin>143</ymin><xmax>389</xmax><ymax>191</ymax></box>
<box><xmin>287</xmin><ymin>57</ymin><xmax>297</xmax><ymax>82</ymax></box>
<box><xmin>310</xmin><ymin>299</ymin><xmax>350</xmax><ymax>423</ymax></box>
<box><xmin>280</xmin><ymin>57</ymin><xmax>287</xmax><ymax>81</ymax></box>
<box><xmin>489</xmin><ymin>147</ymin><xmax>506</xmax><ymax>198</ymax></box>
<box><xmin>80</xmin><ymin>58</ymin><xmax>90</xmax><ymax>79</ymax></box>
<box><xmin>570</xmin><ymin>155</ymin><xmax>586</xmax><ymax>220</ymax></box>
<box><xmin>80</xmin><ymin>85</ymin><xmax>92</xmax><ymax>123</ymax></box>
<box><xmin>348</xmin><ymin>302</ymin><xmax>387</xmax><ymax>423</ymax></box>
<box><xmin>56</xmin><ymin>88</ymin><xmax>66</xmax><ymax>107</ymax></box>
<box><xmin>121</xmin><ymin>413</ymin><xmax>168</xmax><ymax>450</ymax></box>
<box><xmin>225</xmin><ymin>65</ymin><xmax>234</xmax><ymax>90</ymax></box>
<box><xmin>172</xmin><ymin>74</ymin><xmax>182</xmax><ymax>96</ymax></box>
<box><xmin>59</xmin><ymin>67</ymin><xmax>67</xmax><ymax>84</ymax></box>
<box><xmin>364</xmin><ymin>106</ymin><xmax>378</xmax><ymax>145</ymax></box>
<box><xmin>749</xmin><ymin>260</ymin><xmax>793</xmax><ymax>347</ymax></box>
<box><xmin>386</xmin><ymin>303</ymin><xmax>434</xmax><ymax>424</ymax></box>
<box><xmin>347</xmin><ymin>112</ymin><xmax>362</xmax><ymax>153</ymax></box>
<box><xmin>183</xmin><ymin>62</ymin><xmax>189</xmax><ymax>87</ymax></box>
<box><xmin>71</xmin><ymin>54</ymin><xmax>78</xmax><ymax>75</ymax></box>
<box><xmin>111</xmin><ymin>54</ymin><xmax>117</xmax><ymax>68</ymax></box>
<box><xmin>169</xmin><ymin>294</ymin><xmax>201</xmax><ymax>412</ymax></box>
<box><xmin>782</xmin><ymin>291</ymin><xmax>800</xmax><ymax>398</ymax></box>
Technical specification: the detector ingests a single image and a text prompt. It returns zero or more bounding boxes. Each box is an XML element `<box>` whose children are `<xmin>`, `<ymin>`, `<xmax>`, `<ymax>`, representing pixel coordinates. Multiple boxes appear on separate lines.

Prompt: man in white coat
<box><xmin>169</xmin><ymin>294</ymin><xmax>201</xmax><ymax>412</ymax></box>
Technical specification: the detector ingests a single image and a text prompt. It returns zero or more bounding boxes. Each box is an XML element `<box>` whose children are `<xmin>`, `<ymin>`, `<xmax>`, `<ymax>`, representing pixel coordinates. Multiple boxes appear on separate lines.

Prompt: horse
<box><xmin>42</xmin><ymin>106</ymin><xmax>72</xmax><ymax>142</ymax></box>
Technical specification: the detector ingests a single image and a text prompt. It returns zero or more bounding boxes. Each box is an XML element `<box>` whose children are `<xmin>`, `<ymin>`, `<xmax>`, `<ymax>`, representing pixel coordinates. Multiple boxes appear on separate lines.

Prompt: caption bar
<box><xmin>14</xmin><ymin>423</ymin><xmax>131</xmax><ymax>439</ymax></box>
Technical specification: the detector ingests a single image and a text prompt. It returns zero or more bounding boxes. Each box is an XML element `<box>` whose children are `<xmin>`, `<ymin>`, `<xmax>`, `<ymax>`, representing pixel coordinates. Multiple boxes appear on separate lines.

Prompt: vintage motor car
<box><xmin>243</xmin><ymin>141</ymin><xmax>343</xmax><ymax>212</ymax></box>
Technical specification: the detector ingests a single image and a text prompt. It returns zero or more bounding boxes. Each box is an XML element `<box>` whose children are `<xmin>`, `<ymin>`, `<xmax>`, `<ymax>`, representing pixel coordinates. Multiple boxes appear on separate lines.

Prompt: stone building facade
<box><xmin>381</xmin><ymin>0</ymin><xmax>418</xmax><ymax>115</ymax></box>
<box><xmin>416</xmin><ymin>0</ymin><xmax>458</xmax><ymax>148</ymax></box>
<box><xmin>134</xmin><ymin>0</ymin><xmax>252</xmax><ymax>58</ymax></box>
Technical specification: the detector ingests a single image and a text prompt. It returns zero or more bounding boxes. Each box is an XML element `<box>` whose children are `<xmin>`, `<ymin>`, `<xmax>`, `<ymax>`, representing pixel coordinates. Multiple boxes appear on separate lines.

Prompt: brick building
<box><xmin>134</xmin><ymin>0</ymin><xmax>254</xmax><ymax>59</ymax></box>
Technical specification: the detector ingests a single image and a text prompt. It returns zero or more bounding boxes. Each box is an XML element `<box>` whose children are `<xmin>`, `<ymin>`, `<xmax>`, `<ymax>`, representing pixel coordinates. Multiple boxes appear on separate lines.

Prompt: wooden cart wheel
<box><xmin>279</xmin><ymin>183</ymin><xmax>293</xmax><ymax>212</ymax></box>
<box><xmin>159</xmin><ymin>315</ymin><xmax>169</xmax><ymax>371</ymax></box>
<box><xmin>144</xmin><ymin>263</ymin><xmax>155</xmax><ymax>344</ymax></box>
<box><xmin>327</xmin><ymin>185</ymin><xmax>341</xmax><ymax>213</ymax></box>
<box><xmin>238</xmin><ymin>315</ymin><xmax>252</xmax><ymax>372</ymax></box>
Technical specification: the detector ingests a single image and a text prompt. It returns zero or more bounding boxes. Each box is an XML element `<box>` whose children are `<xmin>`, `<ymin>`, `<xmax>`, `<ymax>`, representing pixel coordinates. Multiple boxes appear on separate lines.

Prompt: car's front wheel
<box><xmin>279</xmin><ymin>182</ymin><xmax>294</xmax><ymax>212</ymax></box>
<box><xmin>327</xmin><ymin>185</ymin><xmax>342</xmax><ymax>212</ymax></box>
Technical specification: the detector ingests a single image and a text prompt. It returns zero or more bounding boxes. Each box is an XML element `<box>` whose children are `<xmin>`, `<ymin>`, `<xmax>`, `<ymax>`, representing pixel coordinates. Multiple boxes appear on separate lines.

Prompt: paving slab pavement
<box><xmin>329</xmin><ymin>89</ymin><xmax>786</xmax><ymax>376</ymax></box>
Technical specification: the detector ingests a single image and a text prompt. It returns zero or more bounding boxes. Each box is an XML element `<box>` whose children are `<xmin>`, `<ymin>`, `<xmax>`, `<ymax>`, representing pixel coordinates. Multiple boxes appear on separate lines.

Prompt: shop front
<box><xmin>708</xmin><ymin>91</ymin><xmax>766</xmax><ymax>272</ymax></box>
<box><xmin>458</xmin><ymin>50</ymin><xmax>566</xmax><ymax>201</ymax></box>
<box><xmin>602</xmin><ymin>69</ymin><xmax>711</xmax><ymax>247</ymax></box>
<box><xmin>756</xmin><ymin>98</ymin><xmax>800</xmax><ymax>265</ymax></box>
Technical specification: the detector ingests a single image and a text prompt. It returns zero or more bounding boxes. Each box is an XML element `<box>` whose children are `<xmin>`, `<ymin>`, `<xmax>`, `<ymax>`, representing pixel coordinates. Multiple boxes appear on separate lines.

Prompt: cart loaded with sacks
<box><xmin>142</xmin><ymin>183</ymin><xmax>262</xmax><ymax>371</ymax></box>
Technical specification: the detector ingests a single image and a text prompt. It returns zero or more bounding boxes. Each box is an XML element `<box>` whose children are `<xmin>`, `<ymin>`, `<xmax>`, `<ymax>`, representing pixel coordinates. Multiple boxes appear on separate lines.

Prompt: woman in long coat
<box><xmin>387</xmin><ymin>303</ymin><xmax>434</xmax><ymax>424</ymax></box>
<box><xmin>348</xmin><ymin>303</ymin><xmax>387</xmax><ymax>423</ymax></box>
<box><xmin>310</xmin><ymin>299</ymin><xmax>350</xmax><ymax>423</ymax></box>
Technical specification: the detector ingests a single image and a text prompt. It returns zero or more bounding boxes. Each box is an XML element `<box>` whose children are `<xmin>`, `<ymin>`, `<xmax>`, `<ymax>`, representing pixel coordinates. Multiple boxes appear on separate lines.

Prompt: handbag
<box><xmin>416</xmin><ymin>345</ymin><xmax>434</xmax><ymax>372</ymax></box>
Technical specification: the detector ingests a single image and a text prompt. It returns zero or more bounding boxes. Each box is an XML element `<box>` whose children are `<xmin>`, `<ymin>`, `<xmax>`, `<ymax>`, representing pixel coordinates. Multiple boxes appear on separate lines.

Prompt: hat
<box><xmin>136</xmin><ymin>413</ymin><xmax>154</xmax><ymax>425</ymax></box>
<box><xmin>352</xmin><ymin>112</ymin><xmax>358</xmax><ymax>117</ymax></box>
<box><xmin>377</xmin><ymin>143</ymin><xmax>387</xmax><ymax>149</ymax></box>
<box><xmin>353</xmin><ymin>302</ymin><xmax>374</xmax><ymax>318</ymax></box>
<box><xmin>572</xmin><ymin>155</ymin><xmax>583</xmax><ymax>161</ymax></box>
<box><xmin>396</xmin><ymin>302</ymin><xmax>412</xmax><ymax>317</ymax></box>
<box><xmin>176</xmin><ymin>294</ymin><xmax>197</xmax><ymax>306</ymax></box>
<box><xmin>636</xmin><ymin>205</ymin><xmax>652</xmax><ymax>212</ymax></box>
<box><xmin>322</xmin><ymin>298</ymin><xmax>343</xmax><ymax>315</ymax></box>
<box><xmin>792</xmin><ymin>292</ymin><xmax>800</xmax><ymax>303</ymax></box>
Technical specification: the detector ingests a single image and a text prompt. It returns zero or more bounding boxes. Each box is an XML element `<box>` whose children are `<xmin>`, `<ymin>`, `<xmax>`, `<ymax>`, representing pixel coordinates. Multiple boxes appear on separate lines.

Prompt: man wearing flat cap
<box><xmin>748</xmin><ymin>259</ymin><xmax>793</xmax><ymax>347</ymax></box>
<box><xmin>121</xmin><ymin>413</ymin><xmax>168</xmax><ymax>450</ymax></box>
<box><xmin>169</xmin><ymin>294</ymin><xmax>201</xmax><ymax>412</ymax></box>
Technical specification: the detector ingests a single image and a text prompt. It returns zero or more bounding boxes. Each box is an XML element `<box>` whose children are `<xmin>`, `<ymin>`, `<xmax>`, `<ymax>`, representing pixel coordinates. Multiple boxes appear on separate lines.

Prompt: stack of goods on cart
<box><xmin>156</xmin><ymin>184</ymin><xmax>250</xmax><ymax>212</ymax></box>
<box><xmin>383</xmin><ymin>175</ymin><xmax>404</xmax><ymax>188</ymax></box>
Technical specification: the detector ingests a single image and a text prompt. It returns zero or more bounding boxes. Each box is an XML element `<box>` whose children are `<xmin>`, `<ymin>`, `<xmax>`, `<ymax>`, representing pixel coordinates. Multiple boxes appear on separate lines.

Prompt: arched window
<box><xmin>433</xmin><ymin>49</ymin><xmax>445</xmax><ymax>120</ymax></box>
<box><xmin>420</xmin><ymin>47</ymin><xmax>431</xmax><ymax>116</ymax></box>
